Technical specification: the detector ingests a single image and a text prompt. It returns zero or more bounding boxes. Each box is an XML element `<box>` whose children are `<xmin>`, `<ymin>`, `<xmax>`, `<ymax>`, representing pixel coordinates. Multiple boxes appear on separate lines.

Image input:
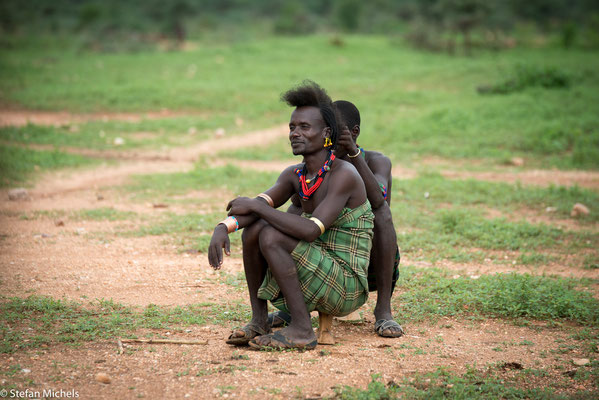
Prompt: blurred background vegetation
<box><xmin>1</xmin><ymin>0</ymin><xmax>599</xmax><ymax>52</ymax></box>
<box><xmin>1</xmin><ymin>0</ymin><xmax>598</xmax><ymax>178</ymax></box>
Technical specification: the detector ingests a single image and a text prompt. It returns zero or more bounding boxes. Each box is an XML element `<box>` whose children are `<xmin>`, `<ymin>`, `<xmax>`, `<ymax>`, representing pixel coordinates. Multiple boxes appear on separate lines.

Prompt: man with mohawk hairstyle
<box><xmin>208</xmin><ymin>81</ymin><xmax>374</xmax><ymax>350</ymax></box>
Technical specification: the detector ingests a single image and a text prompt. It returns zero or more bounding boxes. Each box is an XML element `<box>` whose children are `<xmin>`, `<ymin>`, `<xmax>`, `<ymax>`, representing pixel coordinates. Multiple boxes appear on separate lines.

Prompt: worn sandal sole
<box><xmin>248</xmin><ymin>331</ymin><xmax>317</xmax><ymax>351</ymax></box>
<box><xmin>226</xmin><ymin>324</ymin><xmax>271</xmax><ymax>346</ymax></box>
<box><xmin>374</xmin><ymin>319</ymin><xmax>404</xmax><ymax>338</ymax></box>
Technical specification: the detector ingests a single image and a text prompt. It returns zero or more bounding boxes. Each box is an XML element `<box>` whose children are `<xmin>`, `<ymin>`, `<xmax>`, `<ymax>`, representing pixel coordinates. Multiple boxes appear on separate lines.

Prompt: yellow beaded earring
<box><xmin>323</xmin><ymin>137</ymin><xmax>332</xmax><ymax>148</ymax></box>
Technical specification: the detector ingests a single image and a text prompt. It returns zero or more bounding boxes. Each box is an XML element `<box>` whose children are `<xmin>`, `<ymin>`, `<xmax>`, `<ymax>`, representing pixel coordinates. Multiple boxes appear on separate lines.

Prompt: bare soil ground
<box><xmin>1</xmin><ymin>110</ymin><xmax>597</xmax><ymax>399</ymax></box>
<box><xmin>0</xmin><ymin>109</ymin><xmax>209</xmax><ymax>127</ymax></box>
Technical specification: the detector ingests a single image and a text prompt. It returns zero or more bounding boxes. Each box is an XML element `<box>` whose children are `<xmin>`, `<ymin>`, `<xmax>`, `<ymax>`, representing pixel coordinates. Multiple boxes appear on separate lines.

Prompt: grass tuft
<box><xmin>333</xmin><ymin>368</ymin><xmax>579</xmax><ymax>400</ymax></box>
<box><xmin>395</xmin><ymin>267</ymin><xmax>599</xmax><ymax>325</ymax></box>
<box><xmin>0</xmin><ymin>144</ymin><xmax>97</xmax><ymax>187</ymax></box>
<box><xmin>0</xmin><ymin>296</ymin><xmax>250</xmax><ymax>353</ymax></box>
<box><xmin>478</xmin><ymin>64</ymin><xmax>572</xmax><ymax>95</ymax></box>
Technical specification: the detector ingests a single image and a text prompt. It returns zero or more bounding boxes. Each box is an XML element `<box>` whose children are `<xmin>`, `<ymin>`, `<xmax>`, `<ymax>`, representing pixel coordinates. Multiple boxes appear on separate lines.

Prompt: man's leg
<box><xmin>370</xmin><ymin>202</ymin><xmax>403</xmax><ymax>337</ymax></box>
<box><xmin>227</xmin><ymin>219</ymin><xmax>271</xmax><ymax>342</ymax></box>
<box><xmin>252</xmin><ymin>225</ymin><xmax>316</xmax><ymax>346</ymax></box>
<box><xmin>266</xmin><ymin>203</ymin><xmax>303</xmax><ymax>328</ymax></box>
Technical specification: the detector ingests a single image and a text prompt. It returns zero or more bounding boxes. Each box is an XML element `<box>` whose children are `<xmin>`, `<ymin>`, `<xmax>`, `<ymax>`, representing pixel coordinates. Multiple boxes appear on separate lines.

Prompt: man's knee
<box><xmin>258</xmin><ymin>225</ymin><xmax>299</xmax><ymax>256</ymax></box>
<box><xmin>258</xmin><ymin>225</ymin><xmax>285</xmax><ymax>252</ymax></box>
<box><xmin>242</xmin><ymin>219</ymin><xmax>267</xmax><ymax>245</ymax></box>
<box><xmin>373</xmin><ymin>204</ymin><xmax>396</xmax><ymax>238</ymax></box>
<box><xmin>373</xmin><ymin>203</ymin><xmax>393</xmax><ymax>225</ymax></box>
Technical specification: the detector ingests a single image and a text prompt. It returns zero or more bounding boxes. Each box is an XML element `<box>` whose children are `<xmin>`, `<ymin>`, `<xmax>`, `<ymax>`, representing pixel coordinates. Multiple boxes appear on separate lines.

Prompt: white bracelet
<box><xmin>348</xmin><ymin>148</ymin><xmax>361</xmax><ymax>158</ymax></box>
<box><xmin>309</xmin><ymin>217</ymin><xmax>325</xmax><ymax>235</ymax></box>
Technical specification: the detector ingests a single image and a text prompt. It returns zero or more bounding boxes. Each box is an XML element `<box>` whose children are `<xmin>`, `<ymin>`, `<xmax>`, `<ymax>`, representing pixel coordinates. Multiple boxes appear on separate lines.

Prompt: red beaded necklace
<box><xmin>294</xmin><ymin>151</ymin><xmax>335</xmax><ymax>200</ymax></box>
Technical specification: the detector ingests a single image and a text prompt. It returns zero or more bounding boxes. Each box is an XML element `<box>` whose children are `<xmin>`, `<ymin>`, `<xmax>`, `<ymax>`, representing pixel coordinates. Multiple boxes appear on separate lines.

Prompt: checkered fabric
<box><xmin>257</xmin><ymin>201</ymin><xmax>374</xmax><ymax>317</ymax></box>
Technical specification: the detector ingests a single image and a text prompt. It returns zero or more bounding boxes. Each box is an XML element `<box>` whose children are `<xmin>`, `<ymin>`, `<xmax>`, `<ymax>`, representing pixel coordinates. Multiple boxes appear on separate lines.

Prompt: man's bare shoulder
<box><xmin>280</xmin><ymin>163</ymin><xmax>303</xmax><ymax>177</ymax></box>
<box><xmin>364</xmin><ymin>150</ymin><xmax>392</xmax><ymax>173</ymax></box>
<box><xmin>333</xmin><ymin>158</ymin><xmax>362</xmax><ymax>180</ymax></box>
<box><xmin>364</xmin><ymin>150</ymin><xmax>391</xmax><ymax>164</ymax></box>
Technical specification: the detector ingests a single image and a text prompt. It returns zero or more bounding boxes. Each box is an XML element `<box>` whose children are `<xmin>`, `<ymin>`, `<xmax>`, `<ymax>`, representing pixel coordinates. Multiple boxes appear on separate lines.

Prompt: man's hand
<box><xmin>208</xmin><ymin>224</ymin><xmax>230</xmax><ymax>270</ymax></box>
<box><xmin>336</xmin><ymin>125</ymin><xmax>358</xmax><ymax>156</ymax></box>
<box><xmin>227</xmin><ymin>197</ymin><xmax>258</xmax><ymax>216</ymax></box>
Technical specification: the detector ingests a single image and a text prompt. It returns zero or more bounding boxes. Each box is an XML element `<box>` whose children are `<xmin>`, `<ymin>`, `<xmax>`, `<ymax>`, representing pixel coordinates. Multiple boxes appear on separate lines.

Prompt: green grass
<box><xmin>122</xmin><ymin>165</ymin><xmax>279</xmax><ymax>252</ymax></box>
<box><xmin>127</xmin><ymin>164</ymin><xmax>279</xmax><ymax>200</ymax></box>
<box><xmin>222</xmin><ymin>136</ymin><xmax>296</xmax><ymax>162</ymax></box>
<box><xmin>477</xmin><ymin>64</ymin><xmax>572</xmax><ymax>94</ymax></box>
<box><xmin>0</xmin><ymin>115</ymin><xmax>245</xmax><ymax>151</ymax></box>
<box><xmin>394</xmin><ymin>173</ymin><xmax>599</xmax><ymax>223</ymax></box>
<box><xmin>1</xmin><ymin>34</ymin><xmax>597</xmax><ymax>398</ymax></box>
<box><xmin>0</xmin><ymin>295</ymin><xmax>251</xmax><ymax>354</ymax></box>
<box><xmin>1</xmin><ymin>35</ymin><xmax>598</xmax><ymax>170</ymax></box>
<box><xmin>396</xmin><ymin>208</ymin><xmax>594</xmax><ymax>264</ymax></box>
<box><xmin>394</xmin><ymin>266</ymin><xmax>599</xmax><ymax>325</ymax></box>
<box><xmin>333</xmin><ymin>369</ymin><xmax>595</xmax><ymax>400</ymax></box>
<box><xmin>0</xmin><ymin>144</ymin><xmax>98</xmax><ymax>187</ymax></box>
<box><xmin>123</xmin><ymin>165</ymin><xmax>598</xmax><ymax>262</ymax></box>
<box><xmin>128</xmin><ymin>211</ymin><xmax>230</xmax><ymax>253</ymax></box>
<box><xmin>5</xmin><ymin>269</ymin><xmax>595</xmax><ymax>356</ymax></box>
<box><xmin>583</xmin><ymin>254</ymin><xmax>599</xmax><ymax>270</ymax></box>
<box><xmin>16</xmin><ymin>208</ymin><xmax>137</xmax><ymax>223</ymax></box>
<box><xmin>388</xmin><ymin>173</ymin><xmax>598</xmax><ymax>265</ymax></box>
<box><xmin>76</xmin><ymin>208</ymin><xmax>138</xmax><ymax>221</ymax></box>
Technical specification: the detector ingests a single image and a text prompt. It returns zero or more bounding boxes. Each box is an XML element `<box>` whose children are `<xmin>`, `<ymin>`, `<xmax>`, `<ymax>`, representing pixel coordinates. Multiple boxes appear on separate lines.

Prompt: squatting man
<box><xmin>208</xmin><ymin>81</ymin><xmax>399</xmax><ymax>350</ymax></box>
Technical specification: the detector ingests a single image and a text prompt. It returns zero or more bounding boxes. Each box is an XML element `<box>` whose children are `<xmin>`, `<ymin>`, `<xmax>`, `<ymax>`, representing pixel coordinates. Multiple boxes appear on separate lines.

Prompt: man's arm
<box><xmin>208</xmin><ymin>166</ymin><xmax>297</xmax><ymax>268</ymax></box>
<box><xmin>366</xmin><ymin>155</ymin><xmax>393</xmax><ymax>206</ymax></box>
<box><xmin>338</xmin><ymin>127</ymin><xmax>391</xmax><ymax>209</ymax></box>
<box><xmin>348</xmin><ymin>152</ymin><xmax>391</xmax><ymax>209</ymax></box>
<box><xmin>220</xmin><ymin>165</ymin><xmax>298</xmax><ymax>230</ymax></box>
<box><xmin>228</xmin><ymin>165</ymin><xmax>360</xmax><ymax>243</ymax></box>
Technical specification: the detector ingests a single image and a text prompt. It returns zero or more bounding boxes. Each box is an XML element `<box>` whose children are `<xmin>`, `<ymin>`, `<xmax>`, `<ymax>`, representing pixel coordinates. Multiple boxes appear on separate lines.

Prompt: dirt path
<box><xmin>1</xmin><ymin>110</ymin><xmax>597</xmax><ymax>399</ymax></box>
<box><xmin>442</xmin><ymin>169</ymin><xmax>599</xmax><ymax>189</ymax></box>
<box><xmin>4</xmin><ymin>108</ymin><xmax>599</xmax><ymax>189</ymax></box>
<box><xmin>2</xmin><ymin>124</ymin><xmax>288</xmax><ymax>202</ymax></box>
<box><xmin>0</xmin><ymin>109</ymin><xmax>209</xmax><ymax>127</ymax></box>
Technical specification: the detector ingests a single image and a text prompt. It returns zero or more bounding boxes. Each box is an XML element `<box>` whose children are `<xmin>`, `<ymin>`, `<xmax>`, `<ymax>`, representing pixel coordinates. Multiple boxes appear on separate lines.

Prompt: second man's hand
<box><xmin>336</xmin><ymin>125</ymin><xmax>358</xmax><ymax>157</ymax></box>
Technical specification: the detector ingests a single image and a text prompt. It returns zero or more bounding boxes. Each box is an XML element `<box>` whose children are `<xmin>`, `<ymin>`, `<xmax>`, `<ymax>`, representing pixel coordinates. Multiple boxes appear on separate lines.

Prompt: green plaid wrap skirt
<box><xmin>257</xmin><ymin>201</ymin><xmax>374</xmax><ymax>317</ymax></box>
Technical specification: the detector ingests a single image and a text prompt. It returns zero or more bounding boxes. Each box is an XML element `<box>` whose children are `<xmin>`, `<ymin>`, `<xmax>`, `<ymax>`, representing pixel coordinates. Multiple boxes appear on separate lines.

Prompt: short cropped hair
<box><xmin>333</xmin><ymin>100</ymin><xmax>360</xmax><ymax>130</ymax></box>
<box><xmin>282</xmin><ymin>80</ymin><xmax>338</xmax><ymax>149</ymax></box>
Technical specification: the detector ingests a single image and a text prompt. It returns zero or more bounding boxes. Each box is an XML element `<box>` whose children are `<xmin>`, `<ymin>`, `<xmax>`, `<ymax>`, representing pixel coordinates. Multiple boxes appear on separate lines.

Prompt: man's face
<box><xmin>340</xmin><ymin>117</ymin><xmax>359</xmax><ymax>143</ymax></box>
<box><xmin>288</xmin><ymin>106</ymin><xmax>329</xmax><ymax>156</ymax></box>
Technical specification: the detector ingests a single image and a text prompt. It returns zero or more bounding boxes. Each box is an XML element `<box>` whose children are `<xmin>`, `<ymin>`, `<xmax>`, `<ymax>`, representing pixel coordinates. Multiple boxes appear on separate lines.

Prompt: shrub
<box><xmin>478</xmin><ymin>64</ymin><xmax>571</xmax><ymax>94</ymax></box>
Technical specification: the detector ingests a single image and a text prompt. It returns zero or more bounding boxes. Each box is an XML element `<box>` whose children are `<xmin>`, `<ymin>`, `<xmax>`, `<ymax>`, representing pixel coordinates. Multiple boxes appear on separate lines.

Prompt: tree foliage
<box><xmin>1</xmin><ymin>0</ymin><xmax>598</xmax><ymax>50</ymax></box>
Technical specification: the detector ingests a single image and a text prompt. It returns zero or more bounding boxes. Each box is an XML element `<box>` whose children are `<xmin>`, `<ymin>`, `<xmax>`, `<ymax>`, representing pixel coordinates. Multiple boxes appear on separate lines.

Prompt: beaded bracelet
<box><xmin>218</xmin><ymin>216</ymin><xmax>239</xmax><ymax>234</ymax></box>
<box><xmin>379</xmin><ymin>182</ymin><xmax>388</xmax><ymax>200</ymax></box>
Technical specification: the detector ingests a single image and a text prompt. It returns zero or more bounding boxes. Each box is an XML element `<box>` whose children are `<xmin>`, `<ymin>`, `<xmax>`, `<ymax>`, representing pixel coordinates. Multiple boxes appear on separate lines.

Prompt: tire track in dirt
<box><xmin>0</xmin><ymin>109</ymin><xmax>208</xmax><ymax>127</ymax></box>
<box><xmin>8</xmin><ymin>124</ymin><xmax>289</xmax><ymax>199</ymax></box>
<box><xmin>391</xmin><ymin>166</ymin><xmax>599</xmax><ymax>189</ymax></box>
<box><xmin>4</xmin><ymin>107</ymin><xmax>597</xmax><ymax>190</ymax></box>
<box><xmin>442</xmin><ymin>169</ymin><xmax>599</xmax><ymax>190</ymax></box>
